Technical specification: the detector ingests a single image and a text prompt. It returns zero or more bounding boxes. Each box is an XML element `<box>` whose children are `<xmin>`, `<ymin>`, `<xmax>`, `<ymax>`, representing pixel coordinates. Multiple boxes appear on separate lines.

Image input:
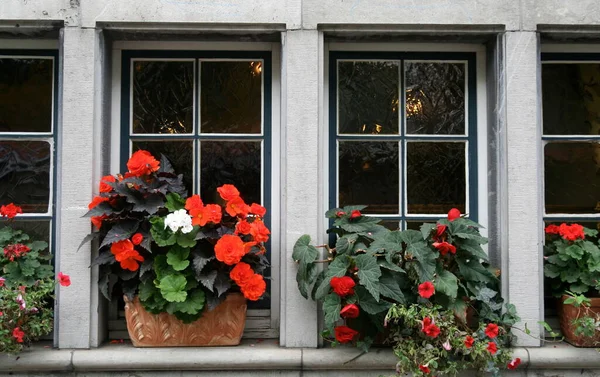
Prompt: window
<box><xmin>0</xmin><ymin>50</ymin><xmax>58</xmax><ymax>247</ymax></box>
<box><xmin>329</xmin><ymin>52</ymin><xmax>478</xmax><ymax>230</ymax></box>
<box><xmin>111</xmin><ymin>49</ymin><xmax>276</xmax><ymax>339</ymax></box>
<box><xmin>541</xmin><ymin>54</ymin><xmax>600</xmax><ymax>229</ymax></box>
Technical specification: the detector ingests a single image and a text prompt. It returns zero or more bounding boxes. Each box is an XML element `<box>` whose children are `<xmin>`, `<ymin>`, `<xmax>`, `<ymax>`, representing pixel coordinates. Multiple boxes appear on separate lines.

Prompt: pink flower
<box><xmin>16</xmin><ymin>294</ymin><xmax>26</xmax><ymax>310</ymax></box>
<box><xmin>443</xmin><ymin>339</ymin><xmax>452</xmax><ymax>351</ymax></box>
<box><xmin>0</xmin><ymin>277</ymin><xmax>5</xmax><ymax>287</ymax></box>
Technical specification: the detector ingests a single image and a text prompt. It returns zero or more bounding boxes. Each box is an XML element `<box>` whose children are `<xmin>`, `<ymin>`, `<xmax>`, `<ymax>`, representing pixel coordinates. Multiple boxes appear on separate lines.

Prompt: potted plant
<box><xmin>0</xmin><ymin>203</ymin><xmax>71</xmax><ymax>354</ymax></box>
<box><xmin>293</xmin><ymin>206</ymin><xmax>521</xmax><ymax>376</ymax></box>
<box><xmin>544</xmin><ymin>223</ymin><xmax>600</xmax><ymax>347</ymax></box>
<box><xmin>82</xmin><ymin>150</ymin><xmax>269</xmax><ymax>347</ymax></box>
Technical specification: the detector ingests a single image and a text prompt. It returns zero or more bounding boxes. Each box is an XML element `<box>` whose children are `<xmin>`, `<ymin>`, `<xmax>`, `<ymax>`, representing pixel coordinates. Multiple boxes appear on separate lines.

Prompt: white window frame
<box><xmin>110</xmin><ymin>41</ymin><xmax>281</xmax><ymax>339</ymax></box>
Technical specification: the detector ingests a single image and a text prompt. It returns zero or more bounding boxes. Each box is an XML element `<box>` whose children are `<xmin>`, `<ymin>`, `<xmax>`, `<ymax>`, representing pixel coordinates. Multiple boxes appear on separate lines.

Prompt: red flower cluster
<box><xmin>215</xmin><ymin>234</ymin><xmax>248</xmax><ymax>266</ymax></box>
<box><xmin>99</xmin><ymin>175</ymin><xmax>116</xmax><ymax>193</ymax></box>
<box><xmin>340</xmin><ymin>303</ymin><xmax>360</xmax><ymax>319</ymax></box>
<box><xmin>433</xmin><ymin>241</ymin><xmax>456</xmax><ymax>256</ymax></box>
<box><xmin>419</xmin><ymin>365</ymin><xmax>431</xmax><ymax>374</ymax></box>
<box><xmin>418</xmin><ymin>281</ymin><xmax>435</xmax><ymax>299</ymax></box>
<box><xmin>185</xmin><ymin>195</ymin><xmax>222</xmax><ymax>227</ymax></box>
<box><xmin>485</xmin><ymin>323</ymin><xmax>499</xmax><ymax>338</ymax></box>
<box><xmin>126</xmin><ymin>150</ymin><xmax>160</xmax><ymax>177</ymax></box>
<box><xmin>110</xmin><ymin>239</ymin><xmax>144</xmax><ymax>271</ymax></box>
<box><xmin>3</xmin><ymin>243</ymin><xmax>30</xmax><ymax>261</ymax></box>
<box><xmin>349</xmin><ymin>210</ymin><xmax>362</xmax><ymax>220</ymax></box>
<box><xmin>421</xmin><ymin>317</ymin><xmax>440</xmax><ymax>338</ymax></box>
<box><xmin>334</xmin><ymin>325</ymin><xmax>358</xmax><ymax>343</ymax></box>
<box><xmin>448</xmin><ymin>208</ymin><xmax>461</xmax><ymax>221</ymax></box>
<box><xmin>12</xmin><ymin>327</ymin><xmax>25</xmax><ymax>343</ymax></box>
<box><xmin>464</xmin><ymin>335</ymin><xmax>474</xmax><ymax>348</ymax></box>
<box><xmin>0</xmin><ymin>203</ymin><xmax>22</xmax><ymax>219</ymax></box>
<box><xmin>229</xmin><ymin>261</ymin><xmax>266</xmax><ymax>301</ymax></box>
<box><xmin>57</xmin><ymin>272</ymin><xmax>71</xmax><ymax>287</ymax></box>
<box><xmin>487</xmin><ymin>341</ymin><xmax>497</xmax><ymax>354</ymax></box>
<box><xmin>545</xmin><ymin>223</ymin><xmax>585</xmax><ymax>241</ymax></box>
<box><xmin>330</xmin><ymin>276</ymin><xmax>355</xmax><ymax>297</ymax></box>
<box><xmin>507</xmin><ymin>357</ymin><xmax>521</xmax><ymax>370</ymax></box>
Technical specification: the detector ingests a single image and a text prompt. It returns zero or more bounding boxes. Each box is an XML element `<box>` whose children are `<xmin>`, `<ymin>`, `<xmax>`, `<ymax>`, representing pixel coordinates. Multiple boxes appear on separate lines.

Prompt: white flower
<box><xmin>443</xmin><ymin>339</ymin><xmax>452</xmax><ymax>351</ymax></box>
<box><xmin>164</xmin><ymin>209</ymin><xmax>193</xmax><ymax>234</ymax></box>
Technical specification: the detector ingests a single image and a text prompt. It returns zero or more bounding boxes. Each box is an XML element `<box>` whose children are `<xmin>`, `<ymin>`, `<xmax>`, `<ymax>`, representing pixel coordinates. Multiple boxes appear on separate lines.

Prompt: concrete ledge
<box><xmin>1</xmin><ymin>341</ymin><xmax>599</xmax><ymax>373</ymax></box>
<box><xmin>0</xmin><ymin>347</ymin><xmax>72</xmax><ymax>373</ymax></box>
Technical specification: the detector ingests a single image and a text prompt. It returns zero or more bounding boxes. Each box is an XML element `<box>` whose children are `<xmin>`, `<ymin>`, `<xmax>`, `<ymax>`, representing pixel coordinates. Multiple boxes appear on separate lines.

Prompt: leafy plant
<box><xmin>294</xmin><ymin>206</ymin><xmax>520</xmax><ymax>374</ymax></box>
<box><xmin>0</xmin><ymin>204</ymin><xmax>70</xmax><ymax>354</ymax></box>
<box><xmin>82</xmin><ymin>150</ymin><xmax>269</xmax><ymax>323</ymax></box>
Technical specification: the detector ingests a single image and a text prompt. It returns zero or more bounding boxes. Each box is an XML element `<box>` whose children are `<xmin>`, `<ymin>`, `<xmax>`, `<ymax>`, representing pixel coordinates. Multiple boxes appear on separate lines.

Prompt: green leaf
<box><xmin>165</xmin><ymin>193</ymin><xmax>186</xmax><ymax>212</ymax></box>
<box><xmin>326</xmin><ymin>255</ymin><xmax>351</xmax><ymax>278</ymax></box>
<box><xmin>325</xmin><ymin>207</ymin><xmax>344</xmax><ymax>218</ymax></box>
<box><xmin>92</xmin><ymin>250</ymin><xmax>116</xmax><ymax>266</ymax></box>
<box><xmin>297</xmin><ymin>262</ymin><xmax>318</xmax><ymax>299</ymax></box>
<box><xmin>158</xmin><ymin>274</ymin><xmax>188</xmax><ymax>302</ymax></box>
<box><xmin>379</xmin><ymin>270</ymin><xmax>405</xmax><ymax>303</ymax></box>
<box><xmin>323</xmin><ymin>293</ymin><xmax>342</xmax><ymax>331</ymax></box>
<box><xmin>355</xmin><ymin>286</ymin><xmax>391</xmax><ymax>315</ymax></box>
<box><xmin>564</xmin><ymin>244</ymin><xmax>585</xmax><ymax>260</ymax></box>
<box><xmin>100</xmin><ymin>220</ymin><xmax>139</xmax><ymax>248</ymax></box>
<box><xmin>150</xmin><ymin>217</ymin><xmax>177</xmax><ymax>247</ymax></box>
<box><xmin>131</xmin><ymin>193</ymin><xmax>165</xmax><ymax>215</ymax></box>
<box><xmin>456</xmin><ymin>239</ymin><xmax>489</xmax><ymax>262</ymax></box>
<box><xmin>378</xmin><ymin>260</ymin><xmax>405</xmax><ymax>274</ymax></box>
<box><xmin>176</xmin><ymin>227</ymin><xmax>199</xmax><ymax>248</ymax></box>
<box><xmin>292</xmin><ymin>235</ymin><xmax>319</xmax><ymax>264</ymax></box>
<box><xmin>139</xmin><ymin>279</ymin><xmax>158</xmax><ymax>301</ymax></box>
<box><xmin>311</xmin><ymin>270</ymin><xmax>326</xmax><ymax>300</ymax></box>
<box><xmin>334</xmin><ymin>216</ymin><xmax>382</xmax><ymax>233</ymax></box>
<box><xmin>166</xmin><ymin>245</ymin><xmax>190</xmax><ymax>271</ymax></box>
<box><xmin>408</xmin><ymin>243</ymin><xmax>437</xmax><ymax>282</ymax></box>
<box><xmin>175</xmin><ymin>289</ymin><xmax>206</xmax><ymax>315</ymax></box>
<box><xmin>569</xmin><ymin>283</ymin><xmax>588</xmax><ymax>294</ymax></box>
<box><xmin>457</xmin><ymin>259</ymin><xmax>496</xmax><ymax>283</ymax></box>
<box><xmin>139</xmin><ymin>259</ymin><xmax>153</xmax><ymax>279</ymax></box>
<box><xmin>78</xmin><ymin>232</ymin><xmax>101</xmax><ymax>251</ymax></box>
<box><xmin>153</xmin><ymin>254</ymin><xmax>174</xmax><ymax>280</ymax></box>
<box><xmin>434</xmin><ymin>269</ymin><xmax>459</xmax><ymax>299</ymax></box>
<box><xmin>400</xmin><ymin>229</ymin><xmax>424</xmax><ymax>246</ymax></box>
<box><xmin>26</xmin><ymin>241</ymin><xmax>48</xmax><ymax>253</ymax></box>
<box><xmin>544</xmin><ymin>263</ymin><xmax>561</xmax><ymax>279</ymax></box>
<box><xmin>448</xmin><ymin>299</ymin><xmax>469</xmax><ymax>324</ymax></box>
<box><xmin>355</xmin><ymin>254</ymin><xmax>382</xmax><ymax>301</ymax></box>
<box><xmin>20</xmin><ymin>258</ymin><xmax>40</xmax><ymax>276</ymax></box>
<box><xmin>420</xmin><ymin>223</ymin><xmax>437</xmax><ymax>240</ymax></box>
<box><xmin>336</xmin><ymin>234</ymin><xmax>358</xmax><ymax>255</ymax></box>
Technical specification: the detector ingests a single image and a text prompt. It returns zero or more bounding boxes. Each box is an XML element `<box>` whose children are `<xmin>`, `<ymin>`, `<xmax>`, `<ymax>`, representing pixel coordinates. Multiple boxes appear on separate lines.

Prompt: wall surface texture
<box><xmin>1</xmin><ymin>0</ymin><xmax>600</xmax><ymax>375</ymax></box>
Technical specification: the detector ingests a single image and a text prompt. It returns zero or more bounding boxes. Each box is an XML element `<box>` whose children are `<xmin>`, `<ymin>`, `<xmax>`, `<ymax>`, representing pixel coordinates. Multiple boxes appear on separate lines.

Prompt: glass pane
<box><xmin>201</xmin><ymin>61</ymin><xmax>262</xmax><ymax>134</ymax></box>
<box><xmin>132</xmin><ymin>61</ymin><xmax>194</xmax><ymax>134</ymax></box>
<box><xmin>0</xmin><ymin>220</ymin><xmax>51</xmax><ymax>245</ymax></box>
<box><xmin>131</xmin><ymin>140</ymin><xmax>194</xmax><ymax>193</ymax></box>
<box><xmin>0</xmin><ymin>58</ymin><xmax>53</xmax><ymax>133</ymax></box>
<box><xmin>406</xmin><ymin>221</ymin><xmax>436</xmax><ymax>231</ymax></box>
<box><xmin>380</xmin><ymin>221</ymin><xmax>400</xmax><ymax>231</ymax></box>
<box><xmin>338</xmin><ymin>141</ymin><xmax>399</xmax><ymax>214</ymax></box>
<box><xmin>405</xmin><ymin>62</ymin><xmax>466</xmax><ymax>135</ymax></box>
<box><xmin>542</xmin><ymin>64</ymin><xmax>600</xmax><ymax>135</ymax></box>
<box><xmin>338</xmin><ymin>61</ymin><xmax>399</xmax><ymax>135</ymax></box>
<box><xmin>0</xmin><ymin>141</ymin><xmax>50</xmax><ymax>213</ymax></box>
<box><xmin>406</xmin><ymin>142</ymin><xmax>466</xmax><ymax>214</ymax></box>
<box><xmin>544</xmin><ymin>142</ymin><xmax>600</xmax><ymax>214</ymax></box>
<box><xmin>200</xmin><ymin>141</ymin><xmax>261</xmax><ymax>205</ymax></box>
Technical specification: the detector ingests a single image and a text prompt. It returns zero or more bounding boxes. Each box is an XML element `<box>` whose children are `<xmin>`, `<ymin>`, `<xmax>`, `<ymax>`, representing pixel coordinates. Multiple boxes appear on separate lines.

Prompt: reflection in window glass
<box><xmin>201</xmin><ymin>61</ymin><xmax>262</xmax><ymax>134</ymax></box>
<box><xmin>338</xmin><ymin>61</ymin><xmax>399</xmax><ymax>135</ymax></box>
<box><xmin>544</xmin><ymin>142</ymin><xmax>600</xmax><ymax>214</ymax></box>
<box><xmin>405</xmin><ymin>62</ymin><xmax>465</xmax><ymax>135</ymax></box>
<box><xmin>0</xmin><ymin>59</ymin><xmax>53</xmax><ymax>133</ymax></box>
<box><xmin>0</xmin><ymin>141</ymin><xmax>50</xmax><ymax>213</ymax></box>
<box><xmin>542</xmin><ymin>64</ymin><xmax>600</xmax><ymax>136</ymax></box>
<box><xmin>132</xmin><ymin>61</ymin><xmax>194</xmax><ymax>134</ymax></box>
<box><xmin>0</xmin><ymin>220</ymin><xmax>51</xmax><ymax>244</ymax></box>
<box><xmin>406</xmin><ymin>142</ymin><xmax>466</xmax><ymax>215</ymax></box>
<box><xmin>406</xmin><ymin>221</ymin><xmax>436</xmax><ymax>231</ymax></box>
<box><xmin>200</xmin><ymin>141</ymin><xmax>261</xmax><ymax>205</ymax></box>
<box><xmin>338</xmin><ymin>141</ymin><xmax>399</xmax><ymax>214</ymax></box>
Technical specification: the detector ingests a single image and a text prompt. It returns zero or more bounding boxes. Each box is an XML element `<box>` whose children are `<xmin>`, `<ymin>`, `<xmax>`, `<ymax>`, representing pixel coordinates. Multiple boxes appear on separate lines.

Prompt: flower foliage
<box><xmin>82</xmin><ymin>151</ymin><xmax>270</xmax><ymax>323</ymax></box>
<box><xmin>544</xmin><ymin>223</ymin><xmax>600</xmax><ymax>297</ymax></box>
<box><xmin>0</xmin><ymin>204</ymin><xmax>69</xmax><ymax>354</ymax></box>
<box><xmin>293</xmin><ymin>205</ymin><xmax>520</xmax><ymax>375</ymax></box>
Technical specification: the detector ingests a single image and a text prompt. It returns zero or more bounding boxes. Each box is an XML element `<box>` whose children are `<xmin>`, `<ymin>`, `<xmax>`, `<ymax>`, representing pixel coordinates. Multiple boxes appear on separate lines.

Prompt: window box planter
<box><xmin>124</xmin><ymin>293</ymin><xmax>247</xmax><ymax>347</ymax></box>
<box><xmin>558</xmin><ymin>294</ymin><xmax>600</xmax><ymax>348</ymax></box>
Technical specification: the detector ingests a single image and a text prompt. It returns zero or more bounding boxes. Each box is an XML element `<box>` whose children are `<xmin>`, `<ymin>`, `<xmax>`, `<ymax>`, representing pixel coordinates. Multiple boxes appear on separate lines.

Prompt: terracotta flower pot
<box><xmin>124</xmin><ymin>293</ymin><xmax>247</xmax><ymax>347</ymax></box>
<box><xmin>558</xmin><ymin>294</ymin><xmax>600</xmax><ymax>347</ymax></box>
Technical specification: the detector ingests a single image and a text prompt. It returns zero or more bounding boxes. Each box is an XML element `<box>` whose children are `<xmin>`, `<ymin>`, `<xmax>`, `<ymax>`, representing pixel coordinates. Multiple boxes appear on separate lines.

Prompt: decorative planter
<box><xmin>124</xmin><ymin>293</ymin><xmax>247</xmax><ymax>347</ymax></box>
<box><xmin>558</xmin><ymin>294</ymin><xmax>600</xmax><ymax>347</ymax></box>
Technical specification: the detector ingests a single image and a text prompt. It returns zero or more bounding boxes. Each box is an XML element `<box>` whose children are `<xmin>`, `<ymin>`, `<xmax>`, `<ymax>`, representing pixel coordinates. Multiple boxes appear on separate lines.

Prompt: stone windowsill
<box><xmin>0</xmin><ymin>340</ymin><xmax>599</xmax><ymax>373</ymax></box>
